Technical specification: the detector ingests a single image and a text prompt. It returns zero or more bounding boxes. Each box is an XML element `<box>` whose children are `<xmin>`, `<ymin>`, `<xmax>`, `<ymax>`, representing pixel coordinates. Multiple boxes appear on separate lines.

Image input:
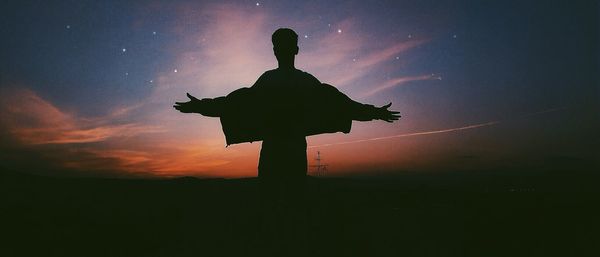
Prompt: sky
<box><xmin>0</xmin><ymin>0</ymin><xmax>597</xmax><ymax>178</ymax></box>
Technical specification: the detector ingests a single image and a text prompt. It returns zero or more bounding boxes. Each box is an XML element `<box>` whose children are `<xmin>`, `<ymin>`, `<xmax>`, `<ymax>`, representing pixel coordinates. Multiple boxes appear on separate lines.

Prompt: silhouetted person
<box><xmin>174</xmin><ymin>28</ymin><xmax>399</xmax><ymax>177</ymax></box>
<box><xmin>174</xmin><ymin>28</ymin><xmax>399</xmax><ymax>255</ymax></box>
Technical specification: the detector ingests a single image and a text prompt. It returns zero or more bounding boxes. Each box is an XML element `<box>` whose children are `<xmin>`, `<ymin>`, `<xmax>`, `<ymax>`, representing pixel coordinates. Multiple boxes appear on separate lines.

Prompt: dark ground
<box><xmin>1</xmin><ymin>170</ymin><xmax>598</xmax><ymax>257</ymax></box>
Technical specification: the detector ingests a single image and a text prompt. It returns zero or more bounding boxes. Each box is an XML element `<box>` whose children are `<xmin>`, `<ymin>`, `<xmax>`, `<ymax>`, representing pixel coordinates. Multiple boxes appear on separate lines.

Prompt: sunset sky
<box><xmin>0</xmin><ymin>1</ymin><xmax>597</xmax><ymax>178</ymax></box>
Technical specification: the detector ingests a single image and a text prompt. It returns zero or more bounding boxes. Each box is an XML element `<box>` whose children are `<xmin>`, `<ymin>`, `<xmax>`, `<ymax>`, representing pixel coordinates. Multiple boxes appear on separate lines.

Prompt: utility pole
<box><xmin>309</xmin><ymin>151</ymin><xmax>328</xmax><ymax>177</ymax></box>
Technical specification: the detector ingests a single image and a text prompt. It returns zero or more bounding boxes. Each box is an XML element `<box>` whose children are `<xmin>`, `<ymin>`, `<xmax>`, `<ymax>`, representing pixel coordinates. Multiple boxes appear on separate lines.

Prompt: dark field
<box><xmin>1</xmin><ymin>170</ymin><xmax>598</xmax><ymax>257</ymax></box>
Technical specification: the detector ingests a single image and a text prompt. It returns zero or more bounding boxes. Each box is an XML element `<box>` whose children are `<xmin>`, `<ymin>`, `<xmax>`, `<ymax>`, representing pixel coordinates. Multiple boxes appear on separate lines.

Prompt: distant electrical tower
<box><xmin>309</xmin><ymin>151</ymin><xmax>328</xmax><ymax>177</ymax></box>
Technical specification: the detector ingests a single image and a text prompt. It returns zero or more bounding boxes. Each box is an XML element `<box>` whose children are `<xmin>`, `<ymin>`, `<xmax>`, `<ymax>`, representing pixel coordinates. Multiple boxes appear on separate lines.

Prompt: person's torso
<box><xmin>253</xmin><ymin>69</ymin><xmax>320</xmax><ymax>138</ymax></box>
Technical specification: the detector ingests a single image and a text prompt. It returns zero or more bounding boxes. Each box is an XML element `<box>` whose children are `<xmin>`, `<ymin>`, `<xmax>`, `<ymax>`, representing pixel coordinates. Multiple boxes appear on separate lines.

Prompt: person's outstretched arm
<box><xmin>173</xmin><ymin>93</ymin><xmax>225</xmax><ymax>117</ymax></box>
<box><xmin>322</xmin><ymin>84</ymin><xmax>399</xmax><ymax>122</ymax></box>
<box><xmin>347</xmin><ymin>99</ymin><xmax>400</xmax><ymax>122</ymax></box>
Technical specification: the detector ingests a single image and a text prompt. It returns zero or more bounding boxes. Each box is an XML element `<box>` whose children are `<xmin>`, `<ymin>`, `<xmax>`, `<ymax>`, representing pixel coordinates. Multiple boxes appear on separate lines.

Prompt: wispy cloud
<box><xmin>360</xmin><ymin>74</ymin><xmax>440</xmax><ymax>98</ymax></box>
<box><xmin>299</xmin><ymin>22</ymin><xmax>429</xmax><ymax>88</ymax></box>
<box><xmin>356</xmin><ymin>39</ymin><xmax>427</xmax><ymax>69</ymax></box>
<box><xmin>150</xmin><ymin>3</ymin><xmax>274</xmax><ymax>102</ymax></box>
<box><xmin>15</xmin><ymin>124</ymin><xmax>164</xmax><ymax>145</ymax></box>
<box><xmin>0</xmin><ymin>88</ymin><xmax>164</xmax><ymax>145</ymax></box>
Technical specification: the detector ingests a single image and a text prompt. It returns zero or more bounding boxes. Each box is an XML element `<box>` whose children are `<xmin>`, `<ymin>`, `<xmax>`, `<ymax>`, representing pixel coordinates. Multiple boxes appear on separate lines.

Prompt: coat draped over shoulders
<box><xmin>219</xmin><ymin>83</ymin><xmax>354</xmax><ymax>145</ymax></box>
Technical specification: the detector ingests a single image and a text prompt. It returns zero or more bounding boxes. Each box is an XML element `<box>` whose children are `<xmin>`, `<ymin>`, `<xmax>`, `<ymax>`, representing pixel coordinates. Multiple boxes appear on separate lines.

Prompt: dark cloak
<box><xmin>218</xmin><ymin>83</ymin><xmax>360</xmax><ymax>145</ymax></box>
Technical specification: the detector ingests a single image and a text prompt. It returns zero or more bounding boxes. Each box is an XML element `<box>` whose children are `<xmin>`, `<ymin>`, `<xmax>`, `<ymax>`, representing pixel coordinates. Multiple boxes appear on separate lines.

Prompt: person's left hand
<box><xmin>173</xmin><ymin>93</ymin><xmax>202</xmax><ymax>113</ymax></box>
<box><xmin>376</xmin><ymin>103</ymin><xmax>401</xmax><ymax>122</ymax></box>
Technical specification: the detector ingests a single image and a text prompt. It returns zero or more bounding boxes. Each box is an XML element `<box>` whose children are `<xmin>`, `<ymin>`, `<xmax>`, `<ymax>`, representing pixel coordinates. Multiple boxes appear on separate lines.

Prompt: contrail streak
<box><xmin>308</xmin><ymin>107</ymin><xmax>566</xmax><ymax>149</ymax></box>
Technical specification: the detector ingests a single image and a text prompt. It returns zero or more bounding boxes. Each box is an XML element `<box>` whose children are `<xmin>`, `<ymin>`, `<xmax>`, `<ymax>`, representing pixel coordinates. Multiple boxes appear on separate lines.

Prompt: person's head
<box><xmin>271</xmin><ymin>28</ymin><xmax>298</xmax><ymax>64</ymax></box>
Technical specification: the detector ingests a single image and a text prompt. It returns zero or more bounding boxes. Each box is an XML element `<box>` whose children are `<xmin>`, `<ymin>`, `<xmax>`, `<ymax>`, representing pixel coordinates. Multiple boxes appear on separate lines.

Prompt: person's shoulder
<box><xmin>295</xmin><ymin>69</ymin><xmax>320</xmax><ymax>84</ymax></box>
<box><xmin>295</xmin><ymin>68</ymin><xmax>315</xmax><ymax>78</ymax></box>
<box><xmin>252</xmin><ymin>69</ymin><xmax>277</xmax><ymax>87</ymax></box>
<box><xmin>259</xmin><ymin>69</ymin><xmax>278</xmax><ymax>78</ymax></box>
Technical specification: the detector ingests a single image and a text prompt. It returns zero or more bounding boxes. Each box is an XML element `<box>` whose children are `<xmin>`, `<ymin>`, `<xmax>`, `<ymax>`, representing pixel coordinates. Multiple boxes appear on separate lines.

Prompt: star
<box><xmin>125</xmin><ymin>72</ymin><xmax>129</xmax><ymax>76</ymax></box>
<box><xmin>453</xmin><ymin>34</ymin><xmax>457</xmax><ymax>38</ymax></box>
<box><xmin>256</xmin><ymin>2</ymin><xmax>260</xmax><ymax>6</ymax></box>
<box><xmin>352</xmin><ymin>58</ymin><xmax>356</xmax><ymax>62</ymax></box>
<box><xmin>174</xmin><ymin>69</ymin><xmax>178</xmax><ymax>73</ymax></box>
<box><xmin>408</xmin><ymin>34</ymin><xmax>412</xmax><ymax>38</ymax></box>
<box><xmin>304</xmin><ymin>34</ymin><xmax>308</xmax><ymax>39</ymax></box>
<box><xmin>153</xmin><ymin>31</ymin><xmax>157</xmax><ymax>35</ymax></box>
<box><xmin>337</xmin><ymin>29</ymin><xmax>342</xmax><ymax>34</ymax></box>
<box><xmin>149</xmin><ymin>80</ymin><xmax>153</xmax><ymax>83</ymax></box>
<box><xmin>66</xmin><ymin>25</ymin><xmax>70</xmax><ymax>29</ymax></box>
<box><xmin>122</xmin><ymin>48</ymin><xmax>127</xmax><ymax>52</ymax></box>
<box><xmin>395</xmin><ymin>56</ymin><xmax>400</xmax><ymax>60</ymax></box>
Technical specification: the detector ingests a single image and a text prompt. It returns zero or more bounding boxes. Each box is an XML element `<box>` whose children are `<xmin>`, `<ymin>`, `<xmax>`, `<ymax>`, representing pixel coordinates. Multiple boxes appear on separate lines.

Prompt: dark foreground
<box><xmin>1</xmin><ymin>170</ymin><xmax>598</xmax><ymax>257</ymax></box>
